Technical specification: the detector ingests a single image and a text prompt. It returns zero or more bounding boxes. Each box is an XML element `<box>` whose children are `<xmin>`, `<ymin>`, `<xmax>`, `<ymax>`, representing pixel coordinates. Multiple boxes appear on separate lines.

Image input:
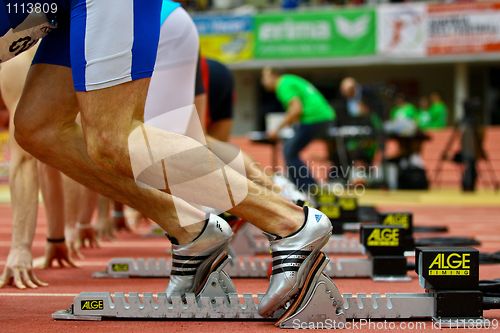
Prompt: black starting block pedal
<box><xmin>342</xmin><ymin>211</ymin><xmax>449</xmax><ymax>235</ymax></box>
<box><xmin>377</xmin><ymin>212</ymin><xmax>414</xmax><ymax>233</ymax></box>
<box><xmin>316</xmin><ymin>193</ymin><xmax>359</xmax><ymax>233</ymax></box>
<box><xmin>416</xmin><ymin>247</ymin><xmax>488</xmax><ymax>326</ymax></box>
<box><xmin>360</xmin><ymin>224</ymin><xmax>413</xmax><ymax>281</ymax></box>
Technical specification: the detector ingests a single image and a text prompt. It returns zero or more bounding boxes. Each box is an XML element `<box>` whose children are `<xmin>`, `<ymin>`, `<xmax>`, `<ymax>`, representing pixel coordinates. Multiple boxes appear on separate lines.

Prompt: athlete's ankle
<box><xmin>272</xmin><ymin>205</ymin><xmax>305</xmax><ymax>238</ymax></box>
<box><xmin>166</xmin><ymin>220</ymin><xmax>205</xmax><ymax>245</ymax></box>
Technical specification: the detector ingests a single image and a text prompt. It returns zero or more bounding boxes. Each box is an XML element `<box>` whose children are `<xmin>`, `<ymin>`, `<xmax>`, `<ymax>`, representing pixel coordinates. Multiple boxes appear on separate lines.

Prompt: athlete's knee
<box><xmin>13</xmin><ymin>109</ymin><xmax>57</xmax><ymax>156</ymax></box>
<box><xmin>10</xmin><ymin>146</ymin><xmax>37</xmax><ymax>165</ymax></box>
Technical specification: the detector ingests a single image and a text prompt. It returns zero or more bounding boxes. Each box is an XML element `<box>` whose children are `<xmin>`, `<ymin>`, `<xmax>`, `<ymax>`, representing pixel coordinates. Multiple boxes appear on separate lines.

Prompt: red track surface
<box><xmin>1</xmin><ymin>204</ymin><xmax>499</xmax><ymax>333</ymax></box>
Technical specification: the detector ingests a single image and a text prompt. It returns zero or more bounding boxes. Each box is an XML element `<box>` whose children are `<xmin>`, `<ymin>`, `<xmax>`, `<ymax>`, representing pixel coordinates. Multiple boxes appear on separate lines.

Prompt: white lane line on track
<box><xmin>0</xmin><ymin>260</ymin><xmax>136</xmax><ymax>266</ymax></box>
<box><xmin>0</xmin><ymin>259</ymin><xmax>175</xmax><ymax>267</ymax></box>
<box><xmin>0</xmin><ymin>292</ymin><xmax>261</xmax><ymax>298</ymax></box>
<box><xmin>0</xmin><ymin>293</ymin><xmax>78</xmax><ymax>297</ymax></box>
<box><xmin>0</xmin><ymin>241</ymin><xmax>170</xmax><ymax>248</ymax></box>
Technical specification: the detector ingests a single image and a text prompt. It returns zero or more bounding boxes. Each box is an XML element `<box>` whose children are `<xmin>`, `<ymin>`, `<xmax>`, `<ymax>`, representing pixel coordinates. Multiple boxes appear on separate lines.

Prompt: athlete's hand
<box><xmin>96</xmin><ymin>218</ymin><xmax>115</xmax><ymax>241</ymax></box>
<box><xmin>113</xmin><ymin>214</ymin><xmax>132</xmax><ymax>232</ymax></box>
<box><xmin>0</xmin><ymin>247</ymin><xmax>48</xmax><ymax>289</ymax></box>
<box><xmin>65</xmin><ymin>226</ymin><xmax>84</xmax><ymax>260</ymax></box>
<box><xmin>41</xmin><ymin>242</ymin><xmax>78</xmax><ymax>268</ymax></box>
<box><xmin>77</xmin><ymin>224</ymin><xmax>99</xmax><ymax>248</ymax></box>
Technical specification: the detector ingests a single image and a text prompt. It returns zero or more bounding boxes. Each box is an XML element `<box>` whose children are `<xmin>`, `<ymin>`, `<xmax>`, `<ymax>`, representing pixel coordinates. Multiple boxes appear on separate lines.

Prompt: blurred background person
<box><xmin>390</xmin><ymin>93</ymin><xmax>418</xmax><ymax>123</ymax></box>
<box><xmin>385</xmin><ymin>92</ymin><xmax>429</xmax><ymax>190</ymax></box>
<box><xmin>418</xmin><ymin>92</ymin><xmax>448</xmax><ymax>131</ymax></box>
<box><xmin>261</xmin><ymin>67</ymin><xmax>335</xmax><ymax>193</ymax></box>
<box><xmin>417</xmin><ymin>95</ymin><xmax>431</xmax><ymax>130</ymax></box>
<box><xmin>429</xmin><ymin>91</ymin><xmax>448</xmax><ymax>129</ymax></box>
<box><xmin>334</xmin><ymin>77</ymin><xmax>383</xmax><ymax>186</ymax></box>
<box><xmin>199</xmin><ymin>57</ymin><xmax>235</xmax><ymax>142</ymax></box>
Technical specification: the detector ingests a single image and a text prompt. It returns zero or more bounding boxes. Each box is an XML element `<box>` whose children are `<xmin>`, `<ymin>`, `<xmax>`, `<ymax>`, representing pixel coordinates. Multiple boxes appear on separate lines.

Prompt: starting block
<box><xmin>93</xmin><ymin>255</ymin><xmax>384</xmax><ymax>280</ymax></box>
<box><xmin>94</xmin><ymin>225</ymin><xmax>413</xmax><ymax>281</ymax></box>
<box><xmin>55</xmin><ymin>248</ymin><xmax>491</xmax><ymax>328</ymax></box>
<box><xmin>231</xmin><ymin>222</ymin><xmax>363</xmax><ymax>255</ymax></box>
<box><xmin>316</xmin><ymin>190</ymin><xmax>447</xmax><ymax>235</ymax></box>
<box><xmin>335</xmin><ymin>211</ymin><xmax>448</xmax><ymax>235</ymax></box>
<box><xmin>97</xmin><ymin>211</ymin><xmax>478</xmax><ymax>280</ymax></box>
<box><xmin>231</xmin><ymin>212</ymin><xmax>466</xmax><ymax>257</ymax></box>
<box><xmin>317</xmin><ymin>195</ymin><xmax>360</xmax><ymax>229</ymax></box>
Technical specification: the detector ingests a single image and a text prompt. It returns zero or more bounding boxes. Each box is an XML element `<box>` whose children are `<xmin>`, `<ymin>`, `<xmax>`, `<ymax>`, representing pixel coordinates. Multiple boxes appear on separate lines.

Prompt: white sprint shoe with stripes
<box><xmin>258</xmin><ymin>206</ymin><xmax>333</xmax><ymax>317</ymax></box>
<box><xmin>165</xmin><ymin>214</ymin><xmax>232</xmax><ymax>299</ymax></box>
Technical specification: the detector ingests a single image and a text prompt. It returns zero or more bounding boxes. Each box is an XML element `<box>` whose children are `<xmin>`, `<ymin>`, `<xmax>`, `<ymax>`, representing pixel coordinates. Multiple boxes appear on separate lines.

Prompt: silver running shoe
<box><xmin>166</xmin><ymin>214</ymin><xmax>233</xmax><ymax>298</ymax></box>
<box><xmin>258</xmin><ymin>206</ymin><xmax>333</xmax><ymax>317</ymax></box>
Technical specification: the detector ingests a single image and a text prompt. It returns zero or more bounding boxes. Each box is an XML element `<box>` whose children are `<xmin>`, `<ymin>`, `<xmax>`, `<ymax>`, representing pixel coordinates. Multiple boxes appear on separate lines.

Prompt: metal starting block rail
<box><xmin>93</xmin><ymin>256</ymin><xmax>378</xmax><ymax>279</ymax></box>
<box><xmin>52</xmin><ymin>286</ymin><xmax>435</xmax><ymax>324</ymax></box>
<box><xmin>95</xmin><ymin>224</ymin><xmax>417</xmax><ymax>281</ymax></box>
<box><xmin>56</xmin><ymin>248</ymin><xmax>490</xmax><ymax>328</ymax></box>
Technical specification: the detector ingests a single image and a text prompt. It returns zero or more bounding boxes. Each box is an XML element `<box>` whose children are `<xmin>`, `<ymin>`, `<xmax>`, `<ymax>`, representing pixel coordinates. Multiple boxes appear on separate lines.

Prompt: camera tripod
<box><xmin>433</xmin><ymin>121</ymin><xmax>499</xmax><ymax>192</ymax></box>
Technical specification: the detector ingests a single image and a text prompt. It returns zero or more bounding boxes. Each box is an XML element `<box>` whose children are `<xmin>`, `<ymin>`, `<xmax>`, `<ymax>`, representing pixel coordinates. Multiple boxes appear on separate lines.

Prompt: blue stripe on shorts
<box><xmin>130</xmin><ymin>0</ymin><xmax>162</xmax><ymax>81</ymax></box>
<box><xmin>70</xmin><ymin>0</ymin><xmax>87</xmax><ymax>91</ymax></box>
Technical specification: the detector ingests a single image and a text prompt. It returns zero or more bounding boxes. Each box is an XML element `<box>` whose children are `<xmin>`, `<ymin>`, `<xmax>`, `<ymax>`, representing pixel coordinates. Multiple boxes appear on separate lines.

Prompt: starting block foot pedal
<box><xmin>52</xmin><ymin>309</ymin><xmax>103</xmax><ymax>321</ymax></box>
<box><xmin>276</xmin><ymin>253</ymin><xmax>346</xmax><ymax>328</ymax></box>
<box><xmin>197</xmin><ymin>255</ymin><xmax>237</xmax><ymax>298</ymax></box>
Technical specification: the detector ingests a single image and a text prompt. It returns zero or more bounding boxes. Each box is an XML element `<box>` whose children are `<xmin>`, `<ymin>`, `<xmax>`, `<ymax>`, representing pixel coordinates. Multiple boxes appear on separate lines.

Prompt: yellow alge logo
<box><xmin>366</xmin><ymin>228</ymin><xmax>399</xmax><ymax>246</ymax></box>
<box><xmin>112</xmin><ymin>263</ymin><xmax>129</xmax><ymax>272</ymax></box>
<box><xmin>81</xmin><ymin>300</ymin><xmax>104</xmax><ymax>311</ymax></box>
<box><xmin>382</xmin><ymin>214</ymin><xmax>410</xmax><ymax>229</ymax></box>
<box><xmin>320</xmin><ymin>205</ymin><xmax>340</xmax><ymax>218</ymax></box>
<box><xmin>318</xmin><ymin>193</ymin><xmax>335</xmax><ymax>205</ymax></box>
<box><xmin>339</xmin><ymin>198</ymin><xmax>356</xmax><ymax>211</ymax></box>
<box><xmin>428</xmin><ymin>253</ymin><xmax>470</xmax><ymax>276</ymax></box>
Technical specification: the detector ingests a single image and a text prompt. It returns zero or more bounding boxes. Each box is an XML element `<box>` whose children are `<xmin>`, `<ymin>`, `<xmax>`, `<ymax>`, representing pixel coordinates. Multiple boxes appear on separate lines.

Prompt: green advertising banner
<box><xmin>255</xmin><ymin>8</ymin><xmax>376</xmax><ymax>59</ymax></box>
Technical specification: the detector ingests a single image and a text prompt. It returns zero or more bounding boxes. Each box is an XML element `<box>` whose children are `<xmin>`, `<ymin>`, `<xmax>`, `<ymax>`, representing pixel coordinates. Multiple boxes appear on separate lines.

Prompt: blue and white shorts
<box><xmin>2</xmin><ymin>0</ymin><xmax>200</xmax><ymax>121</ymax></box>
<box><xmin>28</xmin><ymin>0</ymin><xmax>199</xmax><ymax>98</ymax></box>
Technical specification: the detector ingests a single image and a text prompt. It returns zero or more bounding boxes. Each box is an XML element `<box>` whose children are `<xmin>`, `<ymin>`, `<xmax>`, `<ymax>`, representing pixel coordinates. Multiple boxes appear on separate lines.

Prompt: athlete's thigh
<box><xmin>0</xmin><ymin>46</ymin><xmax>37</xmax><ymax>112</ymax></box>
<box><xmin>70</xmin><ymin>0</ymin><xmax>166</xmax><ymax>138</ymax></box>
<box><xmin>15</xmin><ymin>64</ymin><xmax>77</xmax><ymax>133</ymax></box>
<box><xmin>76</xmin><ymin>80</ymin><xmax>149</xmax><ymax>151</ymax></box>
<box><xmin>69</xmin><ymin>0</ymin><xmax>199</xmax><ymax>135</ymax></box>
<box><xmin>15</xmin><ymin>22</ymin><xmax>77</xmax><ymax>131</ymax></box>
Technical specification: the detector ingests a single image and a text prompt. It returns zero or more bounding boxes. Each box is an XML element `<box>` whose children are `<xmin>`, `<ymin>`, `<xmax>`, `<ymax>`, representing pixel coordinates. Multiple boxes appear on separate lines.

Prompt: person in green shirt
<box><xmin>391</xmin><ymin>94</ymin><xmax>418</xmax><ymax>122</ymax></box>
<box><xmin>417</xmin><ymin>92</ymin><xmax>448</xmax><ymax>130</ymax></box>
<box><xmin>417</xmin><ymin>95</ymin><xmax>431</xmax><ymax>129</ymax></box>
<box><xmin>428</xmin><ymin>92</ymin><xmax>448</xmax><ymax>129</ymax></box>
<box><xmin>261</xmin><ymin>67</ymin><xmax>335</xmax><ymax>192</ymax></box>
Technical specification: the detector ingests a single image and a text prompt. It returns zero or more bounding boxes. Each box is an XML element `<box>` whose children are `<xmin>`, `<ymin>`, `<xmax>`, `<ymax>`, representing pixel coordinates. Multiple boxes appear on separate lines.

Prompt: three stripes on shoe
<box><xmin>171</xmin><ymin>254</ymin><xmax>210</xmax><ymax>276</ymax></box>
<box><xmin>271</xmin><ymin>250</ymin><xmax>312</xmax><ymax>275</ymax></box>
<box><xmin>171</xmin><ymin>250</ymin><xmax>312</xmax><ymax>276</ymax></box>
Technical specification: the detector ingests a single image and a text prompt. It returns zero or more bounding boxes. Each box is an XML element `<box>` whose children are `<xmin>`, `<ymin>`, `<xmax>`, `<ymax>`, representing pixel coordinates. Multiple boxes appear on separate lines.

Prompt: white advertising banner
<box><xmin>428</xmin><ymin>2</ymin><xmax>500</xmax><ymax>55</ymax></box>
<box><xmin>377</xmin><ymin>3</ymin><xmax>427</xmax><ymax>57</ymax></box>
